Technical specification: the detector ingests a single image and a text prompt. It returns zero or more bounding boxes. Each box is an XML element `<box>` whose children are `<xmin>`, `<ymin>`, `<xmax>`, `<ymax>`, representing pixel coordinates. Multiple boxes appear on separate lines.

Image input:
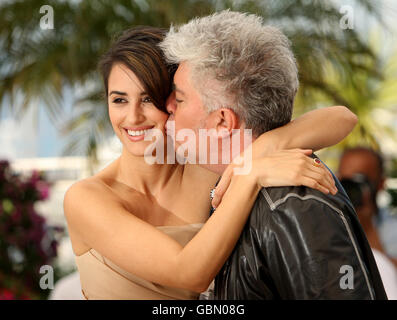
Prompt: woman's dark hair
<box><xmin>99</xmin><ymin>26</ymin><xmax>177</xmax><ymax>113</ymax></box>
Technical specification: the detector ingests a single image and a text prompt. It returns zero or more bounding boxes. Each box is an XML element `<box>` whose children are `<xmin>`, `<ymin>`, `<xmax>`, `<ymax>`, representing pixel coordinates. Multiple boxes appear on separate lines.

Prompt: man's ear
<box><xmin>211</xmin><ymin>108</ymin><xmax>239</xmax><ymax>136</ymax></box>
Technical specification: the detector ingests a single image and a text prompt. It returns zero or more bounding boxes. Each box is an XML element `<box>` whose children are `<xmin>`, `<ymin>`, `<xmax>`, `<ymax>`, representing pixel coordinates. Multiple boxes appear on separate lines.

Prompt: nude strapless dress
<box><xmin>74</xmin><ymin>223</ymin><xmax>204</xmax><ymax>300</ymax></box>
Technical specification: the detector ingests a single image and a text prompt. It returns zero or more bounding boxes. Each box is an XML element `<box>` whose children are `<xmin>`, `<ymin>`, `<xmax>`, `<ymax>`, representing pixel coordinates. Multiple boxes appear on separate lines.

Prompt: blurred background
<box><xmin>0</xmin><ymin>0</ymin><xmax>396</xmax><ymax>299</ymax></box>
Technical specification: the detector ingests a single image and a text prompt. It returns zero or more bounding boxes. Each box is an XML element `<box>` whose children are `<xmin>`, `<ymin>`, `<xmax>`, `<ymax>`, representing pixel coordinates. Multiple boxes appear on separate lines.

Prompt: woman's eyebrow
<box><xmin>109</xmin><ymin>90</ymin><xmax>127</xmax><ymax>96</ymax></box>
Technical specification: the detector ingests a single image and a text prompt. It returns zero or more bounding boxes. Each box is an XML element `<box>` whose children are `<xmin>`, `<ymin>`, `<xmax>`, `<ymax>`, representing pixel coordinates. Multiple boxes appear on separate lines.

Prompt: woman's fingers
<box><xmin>300</xmin><ymin>168</ymin><xmax>335</xmax><ymax>194</ymax></box>
<box><xmin>299</xmin><ymin>176</ymin><xmax>331</xmax><ymax>194</ymax></box>
<box><xmin>283</xmin><ymin>148</ymin><xmax>313</xmax><ymax>156</ymax></box>
<box><xmin>304</xmin><ymin>158</ymin><xmax>337</xmax><ymax>194</ymax></box>
<box><xmin>211</xmin><ymin>164</ymin><xmax>234</xmax><ymax>208</ymax></box>
<box><xmin>254</xmin><ymin>150</ymin><xmax>339</xmax><ymax>194</ymax></box>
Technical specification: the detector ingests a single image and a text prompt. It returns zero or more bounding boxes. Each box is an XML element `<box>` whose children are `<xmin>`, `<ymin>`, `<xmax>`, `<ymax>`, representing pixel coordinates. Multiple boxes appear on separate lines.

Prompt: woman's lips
<box><xmin>123</xmin><ymin>126</ymin><xmax>154</xmax><ymax>142</ymax></box>
<box><xmin>124</xmin><ymin>125</ymin><xmax>155</xmax><ymax>131</ymax></box>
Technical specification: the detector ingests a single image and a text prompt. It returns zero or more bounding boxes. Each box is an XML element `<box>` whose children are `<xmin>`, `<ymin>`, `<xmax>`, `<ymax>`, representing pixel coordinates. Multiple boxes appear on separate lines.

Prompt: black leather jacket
<box><xmin>211</xmin><ymin>167</ymin><xmax>387</xmax><ymax>300</ymax></box>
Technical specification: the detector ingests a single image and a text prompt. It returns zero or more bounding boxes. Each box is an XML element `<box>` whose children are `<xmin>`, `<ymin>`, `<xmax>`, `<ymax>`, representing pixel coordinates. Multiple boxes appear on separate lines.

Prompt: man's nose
<box><xmin>166</xmin><ymin>91</ymin><xmax>176</xmax><ymax>114</ymax></box>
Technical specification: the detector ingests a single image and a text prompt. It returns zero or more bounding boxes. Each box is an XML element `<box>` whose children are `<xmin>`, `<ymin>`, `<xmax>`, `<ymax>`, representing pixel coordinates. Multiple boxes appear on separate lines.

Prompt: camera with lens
<box><xmin>340</xmin><ymin>173</ymin><xmax>376</xmax><ymax>208</ymax></box>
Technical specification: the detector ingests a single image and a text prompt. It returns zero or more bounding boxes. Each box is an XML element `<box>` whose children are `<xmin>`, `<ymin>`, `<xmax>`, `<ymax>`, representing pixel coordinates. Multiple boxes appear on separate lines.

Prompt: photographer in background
<box><xmin>338</xmin><ymin>147</ymin><xmax>397</xmax><ymax>299</ymax></box>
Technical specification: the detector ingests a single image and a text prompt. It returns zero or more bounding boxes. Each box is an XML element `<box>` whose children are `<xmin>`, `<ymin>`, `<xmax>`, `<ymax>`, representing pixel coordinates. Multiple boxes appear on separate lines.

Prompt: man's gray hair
<box><xmin>160</xmin><ymin>10</ymin><xmax>299</xmax><ymax>136</ymax></box>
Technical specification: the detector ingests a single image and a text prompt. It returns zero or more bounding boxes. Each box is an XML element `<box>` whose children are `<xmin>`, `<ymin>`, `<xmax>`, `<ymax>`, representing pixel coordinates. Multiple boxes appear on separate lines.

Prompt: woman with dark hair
<box><xmin>64</xmin><ymin>26</ymin><xmax>356</xmax><ymax>299</ymax></box>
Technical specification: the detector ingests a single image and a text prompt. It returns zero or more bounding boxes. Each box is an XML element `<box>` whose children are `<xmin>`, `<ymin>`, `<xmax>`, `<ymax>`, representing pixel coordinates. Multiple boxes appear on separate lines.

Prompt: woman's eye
<box><xmin>112</xmin><ymin>97</ymin><xmax>126</xmax><ymax>104</ymax></box>
<box><xmin>175</xmin><ymin>99</ymin><xmax>183</xmax><ymax>104</ymax></box>
<box><xmin>142</xmin><ymin>96</ymin><xmax>153</xmax><ymax>103</ymax></box>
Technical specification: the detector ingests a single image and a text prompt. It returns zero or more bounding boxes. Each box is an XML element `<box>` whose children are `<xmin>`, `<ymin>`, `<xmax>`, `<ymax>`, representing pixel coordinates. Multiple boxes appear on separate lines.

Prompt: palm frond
<box><xmin>0</xmin><ymin>0</ymin><xmax>393</xmax><ymax>161</ymax></box>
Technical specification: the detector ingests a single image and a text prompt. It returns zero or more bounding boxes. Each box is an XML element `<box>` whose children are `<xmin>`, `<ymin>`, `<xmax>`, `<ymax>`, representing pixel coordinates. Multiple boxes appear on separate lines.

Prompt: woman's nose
<box><xmin>166</xmin><ymin>91</ymin><xmax>176</xmax><ymax>114</ymax></box>
<box><xmin>126</xmin><ymin>101</ymin><xmax>145</xmax><ymax>123</ymax></box>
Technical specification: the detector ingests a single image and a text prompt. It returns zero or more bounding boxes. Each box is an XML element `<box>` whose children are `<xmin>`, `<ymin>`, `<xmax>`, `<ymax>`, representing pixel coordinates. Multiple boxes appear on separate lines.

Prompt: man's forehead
<box><xmin>174</xmin><ymin>62</ymin><xmax>190</xmax><ymax>86</ymax></box>
<box><xmin>174</xmin><ymin>61</ymin><xmax>202</xmax><ymax>99</ymax></box>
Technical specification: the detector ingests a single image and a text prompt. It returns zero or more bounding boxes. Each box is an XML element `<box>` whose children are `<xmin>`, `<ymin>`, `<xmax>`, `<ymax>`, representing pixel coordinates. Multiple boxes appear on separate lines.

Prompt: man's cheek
<box><xmin>176</xmin><ymin>119</ymin><xmax>185</xmax><ymax>132</ymax></box>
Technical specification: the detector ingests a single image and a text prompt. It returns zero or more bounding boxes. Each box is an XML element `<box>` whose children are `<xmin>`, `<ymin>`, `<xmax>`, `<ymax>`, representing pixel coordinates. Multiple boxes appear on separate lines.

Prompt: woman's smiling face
<box><xmin>108</xmin><ymin>63</ymin><xmax>169</xmax><ymax>157</ymax></box>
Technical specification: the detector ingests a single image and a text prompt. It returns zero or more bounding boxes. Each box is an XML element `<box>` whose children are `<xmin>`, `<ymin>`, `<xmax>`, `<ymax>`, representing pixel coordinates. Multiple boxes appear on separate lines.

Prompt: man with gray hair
<box><xmin>161</xmin><ymin>10</ymin><xmax>386</xmax><ymax>299</ymax></box>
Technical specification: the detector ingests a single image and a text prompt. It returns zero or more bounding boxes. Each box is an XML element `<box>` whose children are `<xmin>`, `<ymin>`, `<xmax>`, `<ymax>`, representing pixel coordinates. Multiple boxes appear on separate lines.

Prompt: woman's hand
<box><xmin>211</xmin><ymin>149</ymin><xmax>337</xmax><ymax>208</ymax></box>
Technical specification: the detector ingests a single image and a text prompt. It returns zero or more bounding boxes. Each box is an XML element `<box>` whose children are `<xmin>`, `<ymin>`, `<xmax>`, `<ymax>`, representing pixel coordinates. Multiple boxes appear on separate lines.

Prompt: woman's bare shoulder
<box><xmin>63</xmin><ymin>162</ymin><xmax>121</xmax><ymax>215</ymax></box>
<box><xmin>65</xmin><ymin>177</ymin><xmax>105</xmax><ymax>198</ymax></box>
<box><xmin>65</xmin><ymin>158</ymin><xmax>120</xmax><ymax>200</ymax></box>
<box><xmin>63</xmin><ymin>178</ymin><xmax>108</xmax><ymax>221</ymax></box>
<box><xmin>62</xmin><ymin>177</ymin><xmax>114</xmax><ymax>255</ymax></box>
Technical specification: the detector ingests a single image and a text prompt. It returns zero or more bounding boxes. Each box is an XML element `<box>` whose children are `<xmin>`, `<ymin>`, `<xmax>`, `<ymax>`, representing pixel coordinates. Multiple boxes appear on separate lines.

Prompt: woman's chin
<box><xmin>124</xmin><ymin>138</ymin><xmax>169</xmax><ymax>161</ymax></box>
<box><xmin>124</xmin><ymin>144</ymin><xmax>152</xmax><ymax>159</ymax></box>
